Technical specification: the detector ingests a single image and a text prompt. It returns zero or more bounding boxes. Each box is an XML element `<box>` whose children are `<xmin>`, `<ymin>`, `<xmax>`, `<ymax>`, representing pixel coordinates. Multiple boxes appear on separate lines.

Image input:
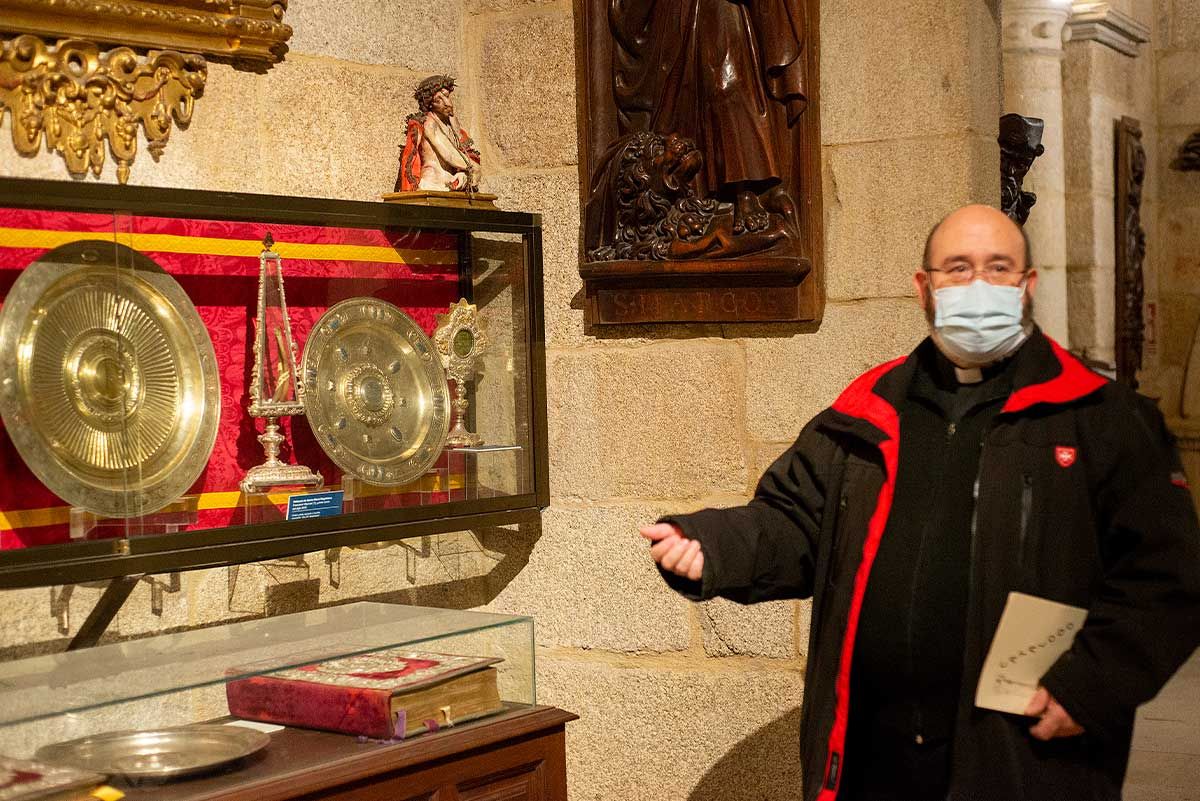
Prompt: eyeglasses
<box><xmin>925</xmin><ymin>263</ymin><xmax>1027</xmax><ymax>286</ymax></box>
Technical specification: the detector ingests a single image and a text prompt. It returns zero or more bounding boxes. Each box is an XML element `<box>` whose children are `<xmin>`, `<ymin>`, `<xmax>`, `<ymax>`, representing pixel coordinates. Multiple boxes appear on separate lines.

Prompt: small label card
<box><xmin>286</xmin><ymin>490</ymin><xmax>344</xmax><ymax>521</ymax></box>
<box><xmin>975</xmin><ymin>591</ymin><xmax>1088</xmax><ymax>715</ymax></box>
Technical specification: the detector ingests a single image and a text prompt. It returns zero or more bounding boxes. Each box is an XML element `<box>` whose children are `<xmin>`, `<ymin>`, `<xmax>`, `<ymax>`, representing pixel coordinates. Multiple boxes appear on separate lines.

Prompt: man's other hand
<box><xmin>639</xmin><ymin>523</ymin><xmax>703</xmax><ymax>582</ymax></box>
<box><xmin>1025</xmin><ymin>686</ymin><xmax>1085</xmax><ymax>740</ymax></box>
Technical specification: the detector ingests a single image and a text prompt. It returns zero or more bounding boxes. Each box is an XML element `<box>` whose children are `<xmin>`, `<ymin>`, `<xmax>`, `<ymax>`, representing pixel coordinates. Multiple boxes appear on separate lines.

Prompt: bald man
<box><xmin>642</xmin><ymin>205</ymin><xmax>1200</xmax><ymax>801</ymax></box>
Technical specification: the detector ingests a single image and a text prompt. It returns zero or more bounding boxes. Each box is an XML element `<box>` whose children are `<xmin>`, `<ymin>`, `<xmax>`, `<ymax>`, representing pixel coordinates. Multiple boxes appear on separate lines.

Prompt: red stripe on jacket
<box><xmin>1002</xmin><ymin>338</ymin><xmax>1106</xmax><ymax>413</ymax></box>
<box><xmin>819</xmin><ymin>356</ymin><xmax>905</xmax><ymax>800</ymax></box>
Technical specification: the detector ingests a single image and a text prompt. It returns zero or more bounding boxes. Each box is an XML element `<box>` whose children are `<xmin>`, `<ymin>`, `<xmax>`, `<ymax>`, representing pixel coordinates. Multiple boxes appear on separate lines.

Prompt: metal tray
<box><xmin>35</xmin><ymin>724</ymin><xmax>269</xmax><ymax>781</ymax></box>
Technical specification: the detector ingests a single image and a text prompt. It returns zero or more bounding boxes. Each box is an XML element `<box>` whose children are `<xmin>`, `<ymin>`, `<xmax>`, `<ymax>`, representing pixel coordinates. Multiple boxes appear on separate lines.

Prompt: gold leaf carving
<box><xmin>0</xmin><ymin>35</ymin><xmax>207</xmax><ymax>183</ymax></box>
<box><xmin>0</xmin><ymin>0</ymin><xmax>292</xmax><ymax>65</ymax></box>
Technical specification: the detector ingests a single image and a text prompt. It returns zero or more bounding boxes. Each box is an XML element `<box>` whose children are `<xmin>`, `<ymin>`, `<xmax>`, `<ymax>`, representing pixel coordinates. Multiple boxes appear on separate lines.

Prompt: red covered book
<box><xmin>225</xmin><ymin>649</ymin><xmax>503</xmax><ymax>740</ymax></box>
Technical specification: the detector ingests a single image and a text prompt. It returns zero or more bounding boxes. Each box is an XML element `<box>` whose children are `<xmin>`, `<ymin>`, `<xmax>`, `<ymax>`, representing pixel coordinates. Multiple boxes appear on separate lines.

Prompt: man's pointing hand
<box><xmin>640</xmin><ymin>523</ymin><xmax>704</xmax><ymax>582</ymax></box>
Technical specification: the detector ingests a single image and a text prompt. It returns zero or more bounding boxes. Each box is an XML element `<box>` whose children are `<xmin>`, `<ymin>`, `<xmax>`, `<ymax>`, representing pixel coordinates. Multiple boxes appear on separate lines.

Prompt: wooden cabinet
<box><xmin>120</xmin><ymin>707</ymin><xmax>576</xmax><ymax>801</ymax></box>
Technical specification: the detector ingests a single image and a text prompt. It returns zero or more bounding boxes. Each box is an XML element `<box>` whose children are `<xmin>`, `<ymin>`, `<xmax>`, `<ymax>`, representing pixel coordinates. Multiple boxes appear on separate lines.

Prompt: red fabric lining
<box><xmin>1002</xmin><ymin>337</ymin><xmax>1106</xmax><ymax>413</ymax></box>
<box><xmin>0</xmin><ymin>208</ymin><xmax>462</xmax><ymax>549</ymax></box>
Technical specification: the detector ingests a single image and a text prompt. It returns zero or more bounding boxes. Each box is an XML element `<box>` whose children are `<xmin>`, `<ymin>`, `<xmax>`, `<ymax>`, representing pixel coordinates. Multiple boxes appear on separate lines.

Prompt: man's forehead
<box><xmin>938</xmin><ymin>249</ymin><xmax>1018</xmax><ymax>262</ymax></box>
<box><xmin>929</xmin><ymin>214</ymin><xmax>1024</xmax><ymax>256</ymax></box>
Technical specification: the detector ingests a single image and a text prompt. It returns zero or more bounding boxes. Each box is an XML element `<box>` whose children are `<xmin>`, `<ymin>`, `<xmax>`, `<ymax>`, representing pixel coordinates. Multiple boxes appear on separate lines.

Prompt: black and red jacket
<box><xmin>662</xmin><ymin>331</ymin><xmax>1200</xmax><ymax>801</ymax></box>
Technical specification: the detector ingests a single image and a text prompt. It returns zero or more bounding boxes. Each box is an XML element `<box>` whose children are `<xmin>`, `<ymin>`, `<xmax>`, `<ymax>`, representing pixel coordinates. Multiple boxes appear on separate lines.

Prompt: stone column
<box><xmin>1061</xmin><ymin>2</ymin><xmax>1153</xmax><ymax>372</ymax></box>
<box><xmin>1002</xmin><ymin>0</ymin><xmax>1072</xmax><ymax>346</ymax></box>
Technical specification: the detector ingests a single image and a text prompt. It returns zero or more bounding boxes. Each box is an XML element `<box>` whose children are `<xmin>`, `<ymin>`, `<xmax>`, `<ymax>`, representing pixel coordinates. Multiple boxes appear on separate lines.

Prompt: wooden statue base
<box><xmin>381</xmin><ymin>190</ymin><xmax>498</xmax><ymax>209</ymax></box>
<box><xmin>580</xmin><ymin>257</ymin><xmax>817</xmax><ymax>324</ymax></box>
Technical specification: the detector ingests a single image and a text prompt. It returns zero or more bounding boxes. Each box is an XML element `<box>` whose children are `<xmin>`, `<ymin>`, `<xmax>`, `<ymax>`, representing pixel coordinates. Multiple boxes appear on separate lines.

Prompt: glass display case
<box><xmin>0</xmin><ymin>178</ymin><xmax>548</xmax><ymax>588</ymax></box>
<box><xmin>0</xmin><ymin>602</ymin><xmax>536</xmax><ymax>799</ymax></box>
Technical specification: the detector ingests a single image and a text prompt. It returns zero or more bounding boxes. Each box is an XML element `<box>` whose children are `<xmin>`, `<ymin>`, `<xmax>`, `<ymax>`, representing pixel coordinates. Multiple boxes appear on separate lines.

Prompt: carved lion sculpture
<box><xmin>584</xmin><ymin>131</ymin><xmax>798</xmax><ymax>262</ymax></box>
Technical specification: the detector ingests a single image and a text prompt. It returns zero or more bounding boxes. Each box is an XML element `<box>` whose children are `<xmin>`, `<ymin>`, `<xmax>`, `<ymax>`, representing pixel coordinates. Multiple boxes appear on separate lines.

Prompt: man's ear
<box><xmin>1023</xmin><ymin>268</ymin><xmax>1039</xmax><ymax>297</ymax></box>
<box><xmin>913</xmin><ymin>270</ymin><xmax>930</xmax><ymax>307</ymax></box>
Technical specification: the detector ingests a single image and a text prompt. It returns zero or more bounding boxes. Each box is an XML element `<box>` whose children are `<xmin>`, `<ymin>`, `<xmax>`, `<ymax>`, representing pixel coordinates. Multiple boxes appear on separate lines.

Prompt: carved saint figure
<box><xmin>608</xmin><ymin>0</ymin><xmax>809</xmax><ymax>231</ymax></box>
<box><xmin>394</xmin><ymin>75</ymin><xmax>481</xmax><ymax>193</ymax></box>
<box><xmin>587</xmin><ymin>132</ymin><xmax>797</xmax><ymax>261</ymax></box>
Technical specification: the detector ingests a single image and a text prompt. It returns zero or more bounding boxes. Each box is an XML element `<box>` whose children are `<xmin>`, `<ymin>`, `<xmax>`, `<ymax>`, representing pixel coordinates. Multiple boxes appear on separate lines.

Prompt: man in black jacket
<box><xmin>642</xmin><ymin>204</ymin><xmax>1200</xmax><ymax>801</ymax></box>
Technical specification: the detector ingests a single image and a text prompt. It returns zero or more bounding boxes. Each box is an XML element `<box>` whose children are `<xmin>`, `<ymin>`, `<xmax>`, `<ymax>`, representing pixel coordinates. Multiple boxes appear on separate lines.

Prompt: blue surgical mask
<box><xmin>932</xmin><ymin>279</ymin><xmax>1029</xmax><ymax>366</ymax></box>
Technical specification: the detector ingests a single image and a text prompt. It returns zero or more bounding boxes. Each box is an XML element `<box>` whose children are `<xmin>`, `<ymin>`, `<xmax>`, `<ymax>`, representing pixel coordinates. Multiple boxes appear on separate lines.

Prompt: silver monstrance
<box><xmin>240</xmin><ymin>233</ymin><xmax>324</xmax><ymax>493</ymax></box>
<box><xmin>433</xmin><ymin>298</ymin><xmax>489</xmax><ymax>448</ymax></box>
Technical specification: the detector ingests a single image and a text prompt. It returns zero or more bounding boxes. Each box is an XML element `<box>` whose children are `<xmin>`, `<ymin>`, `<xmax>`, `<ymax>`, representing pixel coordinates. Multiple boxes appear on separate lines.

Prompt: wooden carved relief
<box><xmin>1173</xmin><ymin>130</ymin><xmax>1200</xmax><ymax>172</ymax></box>
<box><xmin>1115</xmin><ymin>116</ymin><xmax>1146</xmax><ymax>389</ymax></box>
<box><xmin>999</xmin><ymin>113</ymin><xmax>1045</xmax><ymax>226</ymax></box>
<box><xmin>574</xmin><ymin>0</ymin><xmax>822</xmax><ymax>325</ymax></box>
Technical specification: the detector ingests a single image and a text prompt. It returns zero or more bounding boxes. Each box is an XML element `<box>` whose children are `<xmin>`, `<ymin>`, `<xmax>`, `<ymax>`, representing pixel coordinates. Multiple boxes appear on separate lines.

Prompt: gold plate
<box><xmin>302</xmin><ymin>298</ymin><xmax>449</xmax><ymax>486</ymax></box>
<box><xmin>0</xmin><ymin>240</ymin><xmax>220</xmax><ymax>518</ymax></box>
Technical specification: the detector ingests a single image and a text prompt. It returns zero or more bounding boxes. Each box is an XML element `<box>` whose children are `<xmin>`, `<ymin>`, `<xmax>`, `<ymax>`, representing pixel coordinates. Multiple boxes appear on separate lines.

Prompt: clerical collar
<box><xmin>917</xmin><ymin>339</ymin><xmax>1017</xmax><ymax>393</ymax></box>
<box><xmin>955</xmin><ymin>366</ymin><xmax>983</xmax><ymax>384</ymax></box>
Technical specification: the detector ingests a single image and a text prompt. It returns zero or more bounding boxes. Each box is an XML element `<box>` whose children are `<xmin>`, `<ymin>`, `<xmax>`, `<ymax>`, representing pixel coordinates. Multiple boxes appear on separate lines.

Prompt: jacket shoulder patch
<box><xmin>1055</xmin><ymin>446</ymin><xmax>1077</xmax><ymax>468</ymax></box>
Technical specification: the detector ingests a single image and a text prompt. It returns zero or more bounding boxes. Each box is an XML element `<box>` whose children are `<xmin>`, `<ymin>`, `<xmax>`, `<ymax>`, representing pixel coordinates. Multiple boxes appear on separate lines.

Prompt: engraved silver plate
<box><xmin>302</xmin><ymin>298</ymin><xmax>449</xmax><ymax>486</ymax></box>
<box><xmin>0</xmin><ymin>240</ymin><xmax>220</xmax><ymax>517</ymax></box>
<box><xmin>35</xmin><ymin>724</ymin><xmax>269</xmax><ymax>781</ymax></box>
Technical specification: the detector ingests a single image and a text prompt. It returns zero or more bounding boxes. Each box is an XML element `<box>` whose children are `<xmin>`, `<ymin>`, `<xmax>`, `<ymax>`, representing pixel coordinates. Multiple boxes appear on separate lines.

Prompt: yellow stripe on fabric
<box><xmin>0</xmin><ymin>227</ymin><xmax>457</xmax><ymax>265</ymax></box>
<box><xmin>0</xmin><ymin>474</ymin><xmax>467</xmax><ymax>530</ymax></box>
<box><xmin>0</xmin><ymin>507</ymin><xmax>70</xmax><ymax>530</ymax></box>
<box><xmin>343</xmin><ymin>474</ymin><xmax>465</xmax><ymax>498</ymax></box>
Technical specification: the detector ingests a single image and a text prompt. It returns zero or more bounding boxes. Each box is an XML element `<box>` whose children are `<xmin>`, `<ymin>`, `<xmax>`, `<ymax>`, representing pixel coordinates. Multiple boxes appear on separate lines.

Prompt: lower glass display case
<box><xmin>0</xmin><ymin>603</ymin><xmax>540</xmax><ymax>800</ymax></box>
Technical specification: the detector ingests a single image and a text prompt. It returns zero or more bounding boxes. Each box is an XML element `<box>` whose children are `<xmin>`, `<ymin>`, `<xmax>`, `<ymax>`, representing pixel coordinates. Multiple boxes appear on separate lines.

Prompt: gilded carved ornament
<box><xmin>0</xmin><ymin>36</ymin><xmax>207</xmax><ymax>183</ymax></box>
<box><xmin>0</xmin><ymin>0</ymin><xmax>292</xmax><ymax>66</ymax></box>
<box><xmin>0</xmin><ymin>0</ymin><xmax>291</xmax><ymax>182</ymax></box>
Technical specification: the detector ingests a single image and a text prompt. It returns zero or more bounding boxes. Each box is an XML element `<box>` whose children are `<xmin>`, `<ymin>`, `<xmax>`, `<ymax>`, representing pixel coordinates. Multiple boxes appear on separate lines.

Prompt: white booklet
<box><xmin>975</xmin><ymin>591</ymin><xmax>1088</xmax><ymax>715</ymax></box>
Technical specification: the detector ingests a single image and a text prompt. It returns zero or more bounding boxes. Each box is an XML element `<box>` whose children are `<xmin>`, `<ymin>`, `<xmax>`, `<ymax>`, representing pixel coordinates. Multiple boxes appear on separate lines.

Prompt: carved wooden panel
<box><xmin>1115</xmin><ymin>116</ymin><xmax>1146</xmax><ymax>389</ymax></box>
<box><xmin>574</xmin><ymin>0</ymin><xmax>822</xmax><ymax>325</ymax></box>
<box><xmin>1173</xmin><ymin>130</ymin><xmax>1200</xmax><ymax>172</ymax></box>
<box><xmin>458</xmin><ymin>761</ymin><xmax>546</xmax><ymax>801</ymax></box>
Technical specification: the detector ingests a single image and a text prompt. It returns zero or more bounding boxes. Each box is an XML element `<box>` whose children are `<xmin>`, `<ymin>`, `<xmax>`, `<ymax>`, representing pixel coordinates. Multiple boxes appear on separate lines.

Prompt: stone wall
<box><xmin>1143</xmin><ymin>0</ymin><xmax>1200</xmax><ymax>509</ymax></box>
<box><xmin>1149</xmin><ymin>0</ymin><xmax>1200</xmax><ymax>418</ymax></box>
<box><xmin>0</xmin><ymin>3</ymin><xmax>1003</xmax><ymax>798</ymax></box>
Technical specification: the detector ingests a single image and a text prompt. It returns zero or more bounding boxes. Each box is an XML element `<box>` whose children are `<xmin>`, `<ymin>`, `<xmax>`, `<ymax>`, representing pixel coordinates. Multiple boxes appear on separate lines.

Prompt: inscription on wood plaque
<box><xmin>594</xmin><ymin>286</ymin><xmax>797</xmax><ymax>324</ymax></box>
